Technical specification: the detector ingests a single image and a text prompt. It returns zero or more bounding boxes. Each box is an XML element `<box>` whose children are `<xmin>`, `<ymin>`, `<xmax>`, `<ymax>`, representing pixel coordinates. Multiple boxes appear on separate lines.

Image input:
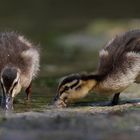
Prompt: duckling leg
<box><xmin>110</xmin><ymin>93</ymin><xmax>120</xmax><ymax>106</ymax></box>
<box><xmin>25</xmin><ymin>83</ymin><xmax>32</xmax><ymax>100</ymax></box>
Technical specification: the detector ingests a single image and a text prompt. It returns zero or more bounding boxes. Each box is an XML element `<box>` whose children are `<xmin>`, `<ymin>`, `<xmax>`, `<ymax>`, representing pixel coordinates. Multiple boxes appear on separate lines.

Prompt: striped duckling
<box><xmin>54</xmin><ymin>29</ymin><xmax>140</xmax><ymax>107</ymax></box>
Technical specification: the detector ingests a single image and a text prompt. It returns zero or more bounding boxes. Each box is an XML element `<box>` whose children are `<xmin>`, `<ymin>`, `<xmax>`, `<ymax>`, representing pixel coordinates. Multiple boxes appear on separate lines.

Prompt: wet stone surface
<box><xmin>0</xmin><ymin>103</ymin><xmax>140</xmax><ymax>140</ymax></box>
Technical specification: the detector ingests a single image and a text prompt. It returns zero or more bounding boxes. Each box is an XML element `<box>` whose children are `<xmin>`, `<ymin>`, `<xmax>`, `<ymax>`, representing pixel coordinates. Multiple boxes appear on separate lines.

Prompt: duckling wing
<box><xmin>97</xmin><ymin>30</ymin><xmax>140</xmax><ymax>91</ymax></box>
<box><xmin>98</xmin><ymin>30</ymin><xmax>140</xmax><ymax>75</ymax></box>
<box><xmin>21</xmin><ymin>48</ymin><xmax>40</xmax><ymax>79</ymax></box>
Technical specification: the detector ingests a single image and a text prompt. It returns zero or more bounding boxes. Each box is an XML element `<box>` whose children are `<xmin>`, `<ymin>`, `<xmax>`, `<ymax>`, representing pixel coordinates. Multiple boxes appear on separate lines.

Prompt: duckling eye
<box><xmin>75</xmin><ymin>85</ymin><xmax>81</xmax><ymax>90</ymax></box>
<box><xmin>13</xmin><ymin>81</ymin><xmax>18</xmax><ymax>87</ymax></box>
<box><xmin>64</xmin><ymin>86</ymin><xmax>69</xmax><ymax>91</ymax></box>
<box><xmin>59</xmin><ymin>86</ymin><xmax>69</xmax><ymax>94</ymax></box>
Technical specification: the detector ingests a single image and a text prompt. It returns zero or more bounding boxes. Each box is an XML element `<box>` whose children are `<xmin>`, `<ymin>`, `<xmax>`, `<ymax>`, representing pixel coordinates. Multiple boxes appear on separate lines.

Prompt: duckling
<box><xmin>54</xmin><ymin>29</ymin><xmax>140</xmax><ymax>107</ymax></box>
<box><xmin>0</xmin><ymin>32</ymin><xmax>40</xmax><ymax>110</ymax></box>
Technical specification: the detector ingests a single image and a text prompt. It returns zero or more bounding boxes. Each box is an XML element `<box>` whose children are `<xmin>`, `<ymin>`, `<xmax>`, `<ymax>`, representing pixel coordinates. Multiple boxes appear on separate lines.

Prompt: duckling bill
<box><xmin>54</xmin><ymin>29</ymin><xmax>140</xmax><ymax>107</ymax></box>
<box><xmin>0</xmin><ymin>32</ymin><xmax>40</xmax><ymax>110</ymax></box>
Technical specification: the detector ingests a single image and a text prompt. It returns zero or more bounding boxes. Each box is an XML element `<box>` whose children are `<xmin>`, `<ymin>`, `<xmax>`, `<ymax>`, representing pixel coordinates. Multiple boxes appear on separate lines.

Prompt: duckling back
<box><xmin>96</xmin><ymin>30</ymin><xmax>140</xmax><ymax>93</ymax></box>
<box><xmin>98</xmin><ymin>30</ymin><xmax>140</xmax><ymax>74</ymax></box>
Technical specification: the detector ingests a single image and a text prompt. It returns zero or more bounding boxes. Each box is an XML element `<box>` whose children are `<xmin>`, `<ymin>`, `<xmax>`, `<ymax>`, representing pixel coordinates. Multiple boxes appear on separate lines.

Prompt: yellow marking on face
<box><xmin>59</xmin><ymin>79</ymin><xmax>97</xmax><ymax>103</ymax></box>
<box><xmin>67</xmin><ymin>80</ymin><xmax>78</xmax><ymax>87</ymax></box>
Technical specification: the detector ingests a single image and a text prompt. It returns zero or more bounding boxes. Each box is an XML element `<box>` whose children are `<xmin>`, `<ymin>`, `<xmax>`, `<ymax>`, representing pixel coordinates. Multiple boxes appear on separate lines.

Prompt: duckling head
<box><xmin>1</xmin><ymin>67</ymin><xmax>21</xmax><ymax>110</ymax></box>
<box><xmin>54</xmin><ymin>73</ymin><xmax>98</xmax><ymax>108</ymax></box>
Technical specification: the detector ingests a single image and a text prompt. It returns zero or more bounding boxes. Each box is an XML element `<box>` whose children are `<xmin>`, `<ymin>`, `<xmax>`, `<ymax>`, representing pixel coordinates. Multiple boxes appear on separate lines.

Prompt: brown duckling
<box><xmin>0</xmin><ymin>32</ymin><xmax>40</xmax><ymax>110</ymax></box>
<box><xmin>54</xmin><ymin>29</ymin><xmax>140</xmax><ymax>107</ymax></box>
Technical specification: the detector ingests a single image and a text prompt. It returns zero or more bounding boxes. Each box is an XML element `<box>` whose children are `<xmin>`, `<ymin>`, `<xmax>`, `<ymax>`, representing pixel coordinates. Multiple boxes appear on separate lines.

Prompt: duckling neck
<box><xmin>81</xmin><ymin>73</ymin><xmax>103</xmax><ymax>93</ymax></box>
<box><xmin>82</xmin><ymin>74</ymin><xmax>128</xmax><ymax>94</ymax></box>
<box><xmin>93</xmin><ymin>74</ymin><xmax>132</xmax><ymax>94</ymax></box>
<box><xmin>81</xmin><ymin>73</ymin><xmax>130</xmax><ymax>94</ymax></box>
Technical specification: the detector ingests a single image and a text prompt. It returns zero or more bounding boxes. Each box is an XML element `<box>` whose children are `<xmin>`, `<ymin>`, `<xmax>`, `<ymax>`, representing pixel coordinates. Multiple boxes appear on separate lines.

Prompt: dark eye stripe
<box><xmin>60</xmin><ymin>86</ymin><xmax>69</xmax><ymax>95</ymax></box>
<box><xmin>58</xmin><ymin>80</ymin><xmax>79</xmax><ymax>96</ymax></box>
<box><xmin>70</xmin><ymin>80</ymin><xmax>79</xmax><ymax>89</ymax></box>
<box><xmin>58</xmin><ymin>74</ymin><xmax>81</xmax><ymax>92</ymax></box>
<box><xmin>60</xmin><ymin>80</ymin><xmax>79</xmax><ymax>94</ymax></box>
<box><xmin>75</xmin><ymin>85</ymin><xmax>81</xmax><ymax>90</ymax></box>
<box><xmin>1</xmin><ymin>83</ymin><xmax>5</xmax><ymax>94</ymax></box>
<box><xmin>10</xmin><ymin>87</ymin><xmax>14</xmax><ymax>95</ymax></box>
<box><xmin>13</xmin><ymin>81</ymin><xmax>18</xmax><ymax>88</ymax></box>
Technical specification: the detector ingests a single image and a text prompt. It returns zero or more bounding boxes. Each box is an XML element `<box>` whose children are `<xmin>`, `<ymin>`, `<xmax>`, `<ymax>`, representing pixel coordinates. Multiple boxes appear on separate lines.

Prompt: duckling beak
<box><xmin>54</xmin><ymin>98</ymin><xmax>67</xmax><ymax>108</ymax></box>
<box><xmin>1</xmin><ymin>95</ymin><xmax>13</xmax><ymax>110</ymax></box>
<box><xmin>5</xmin><ymin>95</ymin><xmax>13</xmax><ymax>110</ymax></box>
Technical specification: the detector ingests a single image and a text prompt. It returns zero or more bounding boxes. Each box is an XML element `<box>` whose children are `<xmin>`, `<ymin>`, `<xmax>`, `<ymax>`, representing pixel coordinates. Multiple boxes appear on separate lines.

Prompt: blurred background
<box><xmin>1</xmin><ymin>0</ymin><xmax>140</xmax><ymax>110</ymax></box>
<box><xmin>1</xmin><ymin>1</ymin><xmax>140</xmax><ymax>140</ymax></box>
